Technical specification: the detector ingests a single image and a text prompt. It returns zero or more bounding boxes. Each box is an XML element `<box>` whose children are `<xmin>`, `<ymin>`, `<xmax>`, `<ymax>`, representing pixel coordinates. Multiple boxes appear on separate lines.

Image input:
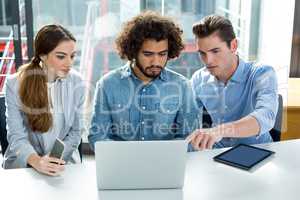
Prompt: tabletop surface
<box><xmin>1</xmin><ymin>139</ymin><xmax>300</xmax><ymax>200</ymax></box>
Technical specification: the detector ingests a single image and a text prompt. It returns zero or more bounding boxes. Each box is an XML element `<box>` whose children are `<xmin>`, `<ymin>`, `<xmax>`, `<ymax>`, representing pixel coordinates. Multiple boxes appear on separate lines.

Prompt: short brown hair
<box><xmin>115</xmin><ymin>11</ymin><xmax>184</xmax><ymax>61</ymax></box>
<box><xmin>192</xmin><ymin>15</ymin><xmax>236</xmax><ymax>47</ymax></box>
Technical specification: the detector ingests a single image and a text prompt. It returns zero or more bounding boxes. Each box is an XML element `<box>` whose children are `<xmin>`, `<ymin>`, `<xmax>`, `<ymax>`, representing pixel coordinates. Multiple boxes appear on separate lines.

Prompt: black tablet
<box><xmin>213</xmin><ymin>144</ymin><xmax>275</xmax><ymax>170</ymax></box>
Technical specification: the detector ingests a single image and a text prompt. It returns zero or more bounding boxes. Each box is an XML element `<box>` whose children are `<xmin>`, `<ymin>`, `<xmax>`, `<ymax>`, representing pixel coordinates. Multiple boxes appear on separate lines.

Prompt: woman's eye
<box><xmin>57</xmin><ymin>55</ymin><xmax>65</xmax><ymax>60</ymax></box>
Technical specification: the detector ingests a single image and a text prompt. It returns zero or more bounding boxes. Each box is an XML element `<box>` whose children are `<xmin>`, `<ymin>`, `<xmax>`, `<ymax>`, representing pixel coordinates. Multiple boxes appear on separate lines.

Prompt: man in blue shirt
<box><xmin>188</xmin><ymin>15</ymin><xmax>278</xmax><ymax>150</ymax></box>
<box><xmin>88</xmin><ymin>11</ymin><xmax>199</xmax><ymax>150</ymax></box>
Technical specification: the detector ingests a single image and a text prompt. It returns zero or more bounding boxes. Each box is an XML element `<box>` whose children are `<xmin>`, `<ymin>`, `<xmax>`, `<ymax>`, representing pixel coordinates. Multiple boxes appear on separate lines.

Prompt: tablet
<box><xmin>213</xmin><ymin>144</ymin><xmax>275</xmax><ymax>170</ymax></box>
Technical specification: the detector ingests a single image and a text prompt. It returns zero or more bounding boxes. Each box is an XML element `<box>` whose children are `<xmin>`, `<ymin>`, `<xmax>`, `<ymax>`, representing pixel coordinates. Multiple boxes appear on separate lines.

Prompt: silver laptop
<box><xmin>95</xmin><ymin>140</ymin><xmax>188</xmax><ymax>190</ymax></box>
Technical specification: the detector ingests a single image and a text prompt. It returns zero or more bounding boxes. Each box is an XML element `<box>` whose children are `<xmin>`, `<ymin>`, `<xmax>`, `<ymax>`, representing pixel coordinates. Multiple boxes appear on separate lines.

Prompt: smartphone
<box><xmin>49</xmin><ymin>138</ymin><xmax>65</xmax><ymax>160</ymax></box>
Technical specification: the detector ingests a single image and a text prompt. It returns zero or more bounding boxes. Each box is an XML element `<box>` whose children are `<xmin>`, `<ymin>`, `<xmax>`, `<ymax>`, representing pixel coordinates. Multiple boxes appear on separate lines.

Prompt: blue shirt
<box><xmin>88</xmin><ymin>64</ymin><xmax>200</xmax><ymax>150</ymax></box>
<box><xmin>191</xmin><ymin>58</ymin><xmax>278</xmax><ymax>148</ymax></box>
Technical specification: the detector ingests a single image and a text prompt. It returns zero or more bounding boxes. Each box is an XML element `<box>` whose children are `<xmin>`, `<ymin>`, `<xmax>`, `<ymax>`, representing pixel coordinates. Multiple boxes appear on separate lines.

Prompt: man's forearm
<box><xmin>218</xmin><ymin>116</ymin><xmax>260</xmax><ymax>138</ymax></box>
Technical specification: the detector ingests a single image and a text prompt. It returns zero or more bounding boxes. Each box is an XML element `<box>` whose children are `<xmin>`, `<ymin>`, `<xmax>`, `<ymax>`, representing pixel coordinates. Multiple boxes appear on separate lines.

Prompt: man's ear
<box><xmin>230</xmin><ymin>38</ymin><xmax>238</xmax><ymax>53</ymax></box>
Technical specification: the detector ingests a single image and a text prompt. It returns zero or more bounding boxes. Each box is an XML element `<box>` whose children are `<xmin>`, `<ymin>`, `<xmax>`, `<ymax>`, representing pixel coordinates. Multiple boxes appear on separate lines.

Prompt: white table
<box><xmin>1</xmin><ymin>139</ymin><xmax>300</xmax><ymax>200</ymax></box>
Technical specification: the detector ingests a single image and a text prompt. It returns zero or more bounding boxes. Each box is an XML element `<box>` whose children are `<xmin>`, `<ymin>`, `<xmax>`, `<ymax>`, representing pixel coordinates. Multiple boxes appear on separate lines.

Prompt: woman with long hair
<box><xmin>3</xmin><ymin>24</ymin><xmax>85</xmax><ymax>176</ymax></box>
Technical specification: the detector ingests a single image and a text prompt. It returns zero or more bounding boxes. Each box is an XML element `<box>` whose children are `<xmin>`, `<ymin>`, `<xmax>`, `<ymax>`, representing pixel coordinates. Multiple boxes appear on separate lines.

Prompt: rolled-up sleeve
<box><xmin>248</xmin><ymin>66</ymin><xmax>278</xmax><ymax>135</ymax></box>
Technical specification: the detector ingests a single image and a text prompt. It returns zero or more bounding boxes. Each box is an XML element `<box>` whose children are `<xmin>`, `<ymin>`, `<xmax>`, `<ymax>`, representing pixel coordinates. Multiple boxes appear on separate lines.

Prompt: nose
<box><xmin>205</xmin><ymin>53</ymin><xmax>214</xmax><ymax>66</ymax></box>
<box><xmin>65</xmin><ymin>56</ymin><xmax>73</xmax><ymax>68</ymax></box>
<box><xmin>152</xmin><ymin>54</ymin><xmax>163</xmax><ymax>66</ymax></box>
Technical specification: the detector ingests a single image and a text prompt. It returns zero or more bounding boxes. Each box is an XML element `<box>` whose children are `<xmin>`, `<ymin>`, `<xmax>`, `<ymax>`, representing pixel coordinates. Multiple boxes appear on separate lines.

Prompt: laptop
<box><xmin>95</xmin><ymin>140</ymin><xmax>188</xmax><ymax>190</ymax></box>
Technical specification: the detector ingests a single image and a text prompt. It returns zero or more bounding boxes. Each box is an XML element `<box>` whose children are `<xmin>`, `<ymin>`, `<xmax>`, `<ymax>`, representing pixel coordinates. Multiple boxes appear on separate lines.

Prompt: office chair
<box><xmin>0</xmin><ymin>95</ymin><xmax>8</xmax><ymax>156</ymax></box>
<box><xmin>269</xmin><ymin>94</ymin><xmax>283</xmax><ymax>142</ymax></box>
<box><xmin>0</xmin><ymin>95</ymin><xmax>83</xmax><ymax>161</ymax></box>
<box><xmin>202</xmin><ymin>94</ymin><xmax>283</xmax><ymax>142</ymax></box>
<box><xmin>78</xmin><ymin>139</ymin><xmax>83</xmax><ymax>163</ymax></box>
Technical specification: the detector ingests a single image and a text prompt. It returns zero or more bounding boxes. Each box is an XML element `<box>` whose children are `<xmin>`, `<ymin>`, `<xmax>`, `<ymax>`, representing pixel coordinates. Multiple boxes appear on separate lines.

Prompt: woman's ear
<box><xmin>40</xmin><ymin>55</ymin><xmax>47</xmax><ymax>62</ymax></box>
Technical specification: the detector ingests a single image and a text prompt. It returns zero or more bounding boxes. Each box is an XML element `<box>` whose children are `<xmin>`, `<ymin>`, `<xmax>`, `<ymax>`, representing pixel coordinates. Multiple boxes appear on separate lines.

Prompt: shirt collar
<box><xmin>120</xmin><ymin>62</ymin><xmax>168</xmax><ymax>81</ymax></box>
<box><xmin>119</xmin><ymin>63</ymin><xmax>132</xmax><ymax>79</ymax></box>
<box><xmin>228</xmin><ymin>57</ymin><xmax>246</xmax><ymax>84</ymax></box>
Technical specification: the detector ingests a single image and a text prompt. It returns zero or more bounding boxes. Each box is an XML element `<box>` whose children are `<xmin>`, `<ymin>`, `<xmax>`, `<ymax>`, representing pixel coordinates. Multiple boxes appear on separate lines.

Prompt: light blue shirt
<box><xmin>88</xmin><ymin>64</ymin><xmax>200</xmax><ymax>150</ymax></box>
<box><xmin>191</xmin><ymin>58</ymin><xmax>278</xmax><ymax>148</ymax></box>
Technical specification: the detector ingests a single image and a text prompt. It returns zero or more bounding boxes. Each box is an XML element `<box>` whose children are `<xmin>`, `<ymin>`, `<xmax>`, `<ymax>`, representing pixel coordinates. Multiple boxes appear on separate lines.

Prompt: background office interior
<box><xmin>0</xmin><ymin>0</ymin><xmax>300</xmax><ymax>158</ymax></box>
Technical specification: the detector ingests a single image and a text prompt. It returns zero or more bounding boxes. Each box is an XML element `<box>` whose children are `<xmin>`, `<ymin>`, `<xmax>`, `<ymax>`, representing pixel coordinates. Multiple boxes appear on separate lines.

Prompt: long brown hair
<box><xmin>18</xmin><ymin>24</ymin><xmax>76</xmax><ymax>133</ymax></box>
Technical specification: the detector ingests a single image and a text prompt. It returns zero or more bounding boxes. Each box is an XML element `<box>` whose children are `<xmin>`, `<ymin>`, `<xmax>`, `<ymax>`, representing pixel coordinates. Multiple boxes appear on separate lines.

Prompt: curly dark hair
<box><xmin>115</xmin><ymin>11</ymin><xmax>184</xmax><ymax>61</ymax></box>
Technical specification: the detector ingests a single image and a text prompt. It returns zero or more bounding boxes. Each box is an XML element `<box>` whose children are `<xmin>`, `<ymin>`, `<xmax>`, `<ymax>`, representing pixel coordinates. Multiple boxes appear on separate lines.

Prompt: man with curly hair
<box><xmin>88</xmin><ymin>11</ymin><xmax>199</xmax><ymax>150</ymax></box>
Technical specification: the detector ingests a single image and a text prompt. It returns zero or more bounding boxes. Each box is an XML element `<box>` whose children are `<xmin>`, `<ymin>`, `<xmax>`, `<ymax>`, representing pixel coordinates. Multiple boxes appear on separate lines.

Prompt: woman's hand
<box><xmin>27</xmin><ymin>154</ymin><xmax>65</xmax><ymax>176</ymax></box>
